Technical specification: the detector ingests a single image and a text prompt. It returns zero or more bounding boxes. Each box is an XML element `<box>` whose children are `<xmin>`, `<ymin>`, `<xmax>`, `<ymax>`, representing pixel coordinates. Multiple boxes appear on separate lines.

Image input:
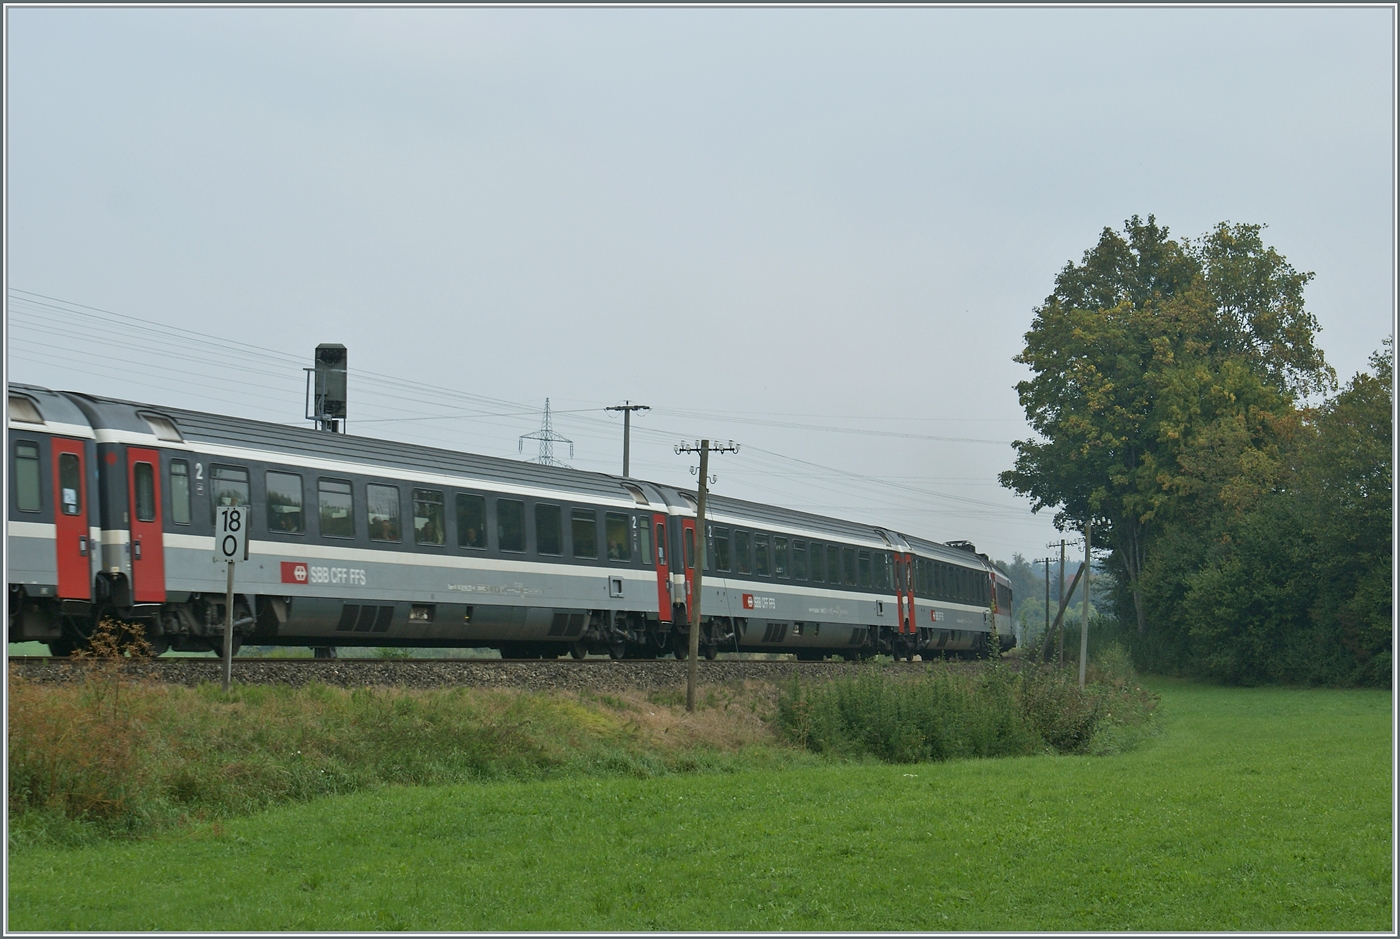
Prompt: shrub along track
<box><xmin>7</xmin><ymin>656</ymin><xmax>988</xmax><ymax>693</ymax></box>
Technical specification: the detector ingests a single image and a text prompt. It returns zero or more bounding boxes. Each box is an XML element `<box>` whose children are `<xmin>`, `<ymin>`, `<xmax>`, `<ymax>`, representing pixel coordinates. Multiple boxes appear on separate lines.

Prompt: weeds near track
<box><xmin>776</xmin><ymin>647</ymin><xmax>1158</xmax><ymax>761</ymax></box>
<box><xmin>8</xmin><ymin>619</ymin><xmax>156</xmax><ymax>834</ymax></box>
<box><xmin>7</xmin><ymin>672</ymin><xmax>794</xmax><ymax>850</ymax></box>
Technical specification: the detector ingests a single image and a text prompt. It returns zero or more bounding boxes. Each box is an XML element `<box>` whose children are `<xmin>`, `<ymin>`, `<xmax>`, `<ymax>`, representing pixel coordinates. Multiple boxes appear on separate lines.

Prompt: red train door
<box><xmin>907</xmin><ymin>554</ymin><xmax>918</xmax><ymax>635</ymax></box>
<box><xmin>126</xmin><ymin>447</ymin><xmax>166</xmax><ymax>602</ymax></box>
<box><xmin>893</xmin><ymin>551</ymin><xmax>907</xmax><ymax>635</ymax></box>
<box><xmin>51</xmin><ymin>439</ymin><xmax>90</xmax><ymax>600</ymax></box>
<box><xmin>653</xmin><ymin>513</ymin><xmax>671</xmax><ymax>623</ymax></box>
<box><xmin>681</xmin><ymin>518</ymin><xmax>697</xmax><ymax>621</ymax></box>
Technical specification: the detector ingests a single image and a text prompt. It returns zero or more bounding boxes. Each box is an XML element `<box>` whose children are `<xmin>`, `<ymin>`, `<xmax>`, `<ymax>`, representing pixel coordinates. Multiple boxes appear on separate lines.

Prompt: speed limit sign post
<box><xmin>214</xmin><ymin>505</ymin><xmax>250</xmax><ymax>693</ymax></box>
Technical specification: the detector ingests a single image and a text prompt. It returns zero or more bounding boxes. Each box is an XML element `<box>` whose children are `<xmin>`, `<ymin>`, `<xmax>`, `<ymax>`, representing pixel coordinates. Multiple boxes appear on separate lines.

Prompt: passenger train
<box><xmin>7</xmin><ymin>383</ymin><xmax>1014</xmax><ymax>660</ymax></box>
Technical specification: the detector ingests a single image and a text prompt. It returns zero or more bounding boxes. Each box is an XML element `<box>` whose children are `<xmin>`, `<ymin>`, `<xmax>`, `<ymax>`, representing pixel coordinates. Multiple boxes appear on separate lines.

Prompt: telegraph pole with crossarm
<box><xmin>673</xmin><ymin>438</ymin><xmax>739</xmax><ymax>712</ymax></box>
<box><xmin>605</xmin><ymin>402</ymin><xmax>649</xmax><ymax>477</ymax></box>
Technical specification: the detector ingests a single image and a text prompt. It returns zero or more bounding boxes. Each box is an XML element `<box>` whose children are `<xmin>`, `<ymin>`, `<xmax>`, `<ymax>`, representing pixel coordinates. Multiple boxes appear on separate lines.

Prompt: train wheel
<box><xmin>47</xmin><ymin>637</ymin><xmax>77</xmax><ymax>657</ymax></box>
<box><xmin>570</xmin><ymin>642</ymin><xmax>588</xmax><ymax>660</ymax></box>
<box><xmin>608</xmin><ymin>641</ymin><xmax>626</xmax><ymax>660</ymax></box>
<box><xmin>703</xmin><ymin>644</ymin><xmax>718</xmax><ymax>661</ymax></box>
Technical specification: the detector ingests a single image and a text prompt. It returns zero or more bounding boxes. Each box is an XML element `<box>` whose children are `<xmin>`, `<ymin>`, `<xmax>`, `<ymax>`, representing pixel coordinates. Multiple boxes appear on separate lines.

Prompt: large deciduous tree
<box><xmin>999</xmin><ymin>216</ymin><xmax>1332</xmax><ymax>637</ymax></box>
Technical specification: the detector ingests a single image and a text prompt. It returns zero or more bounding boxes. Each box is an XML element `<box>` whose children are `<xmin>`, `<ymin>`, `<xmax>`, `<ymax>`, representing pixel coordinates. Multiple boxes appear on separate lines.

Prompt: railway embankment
<box><xmin>7</xmin><ymin>656</ymin><xmax>983</xmax><ymax>692</ymax></box>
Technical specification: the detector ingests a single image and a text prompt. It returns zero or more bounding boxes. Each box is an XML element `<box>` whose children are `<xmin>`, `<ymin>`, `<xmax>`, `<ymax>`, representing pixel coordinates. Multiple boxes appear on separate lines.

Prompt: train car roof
<box><xmin>900</xmin><ymin>531</ymin><xmax>995</xmax><ymax>569</ymax></box>
<box><xmin>47</xmin><ymin>387</ymin><xmax>662</xmax><ymax>504</ymax></box>
<box><xmin>698</xmin><ymin>491</ymin><xmax>889</xmax><ymax>544</ymax></box>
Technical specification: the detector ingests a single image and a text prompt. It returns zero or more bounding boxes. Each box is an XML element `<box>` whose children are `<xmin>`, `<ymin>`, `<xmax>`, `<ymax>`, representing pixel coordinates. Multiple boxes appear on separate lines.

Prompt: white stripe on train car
<box><xmin>6</xmin><ymin>419</ymin><xmax>95</xmax><ymax>439</ymax></box>
<box><xmin>162</xmin><ymin>532</ymin><xmax>666</xmax><ymax>585</ymax></box>
<box><xmin>7</xmin><ymin>521</ymin><xmax>57</xmax><ymax>538</ymax></box>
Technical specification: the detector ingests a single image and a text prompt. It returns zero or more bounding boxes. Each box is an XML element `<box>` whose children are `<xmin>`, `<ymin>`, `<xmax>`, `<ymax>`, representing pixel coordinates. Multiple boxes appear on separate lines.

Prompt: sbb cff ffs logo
<box><xmin>742</xmin><ymin>593</ymin><xmax>777</xmax><ymax>611</ymax></box>
<box><xmin>281</xmin><ymin>562</ymin><xmax>309</xmax><ymax>584</ymax></box>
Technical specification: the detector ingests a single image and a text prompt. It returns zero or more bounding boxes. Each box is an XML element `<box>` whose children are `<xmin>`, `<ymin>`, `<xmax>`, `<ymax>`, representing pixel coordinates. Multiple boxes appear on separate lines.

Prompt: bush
<box><xmin>776</xmin><ymin>658</ymin><xmax>1158</xmax><ymax>762</ymax></box>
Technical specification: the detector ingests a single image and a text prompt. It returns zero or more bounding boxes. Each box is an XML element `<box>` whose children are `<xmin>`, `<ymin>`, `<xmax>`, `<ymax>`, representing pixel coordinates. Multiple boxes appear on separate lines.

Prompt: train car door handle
<box><xmin>133</xmin><ymin>540</ymin><xmax>142</xmax><ymax>560</ymax></box>
<box><xmin>79</xmin><ymin>536</ymin><xmax>88</xmax><ymax>557</ymax></box>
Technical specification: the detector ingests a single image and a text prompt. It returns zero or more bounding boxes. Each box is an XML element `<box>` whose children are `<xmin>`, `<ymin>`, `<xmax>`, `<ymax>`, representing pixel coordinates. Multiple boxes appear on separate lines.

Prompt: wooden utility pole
<box><xmin>674</xmin><ymin>438</ymin><xmax>738</xmax><ymax>712</ymax></box>
<box><xmin>1079</xmin><ymin>520</ymin><xmax>1092</xmax><ymax>689</ymax></box>
<box><xmin>1058</xmin><ymin>539</ymin><xmax>1066</xmax><ymax>666</ymax></box>
<box><xmin>1036</xmin><ymin>557</ymin><xmax>1053</xmax><ymax>654</ymax></box>
<box><xmin>605</xmin><ymin>402</ymin><xmax>649</xmax><ymax>477</ymax></box>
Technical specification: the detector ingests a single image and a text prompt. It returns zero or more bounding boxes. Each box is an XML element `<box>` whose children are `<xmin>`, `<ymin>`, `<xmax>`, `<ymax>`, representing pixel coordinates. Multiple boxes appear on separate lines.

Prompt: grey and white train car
<box><xmin>10</xmin><ymin>386</ymin><xmax>682</xmax><ymax>656</ymax></box>
<box><xmin>655</xmin><ymin>491</ymin><xmax>910</xmax><ymax>660</ymax></box>
<box><xmin>895</xmin><ymin>534</ymin><xmax>1016</xmax><ymax>657</ymax></box>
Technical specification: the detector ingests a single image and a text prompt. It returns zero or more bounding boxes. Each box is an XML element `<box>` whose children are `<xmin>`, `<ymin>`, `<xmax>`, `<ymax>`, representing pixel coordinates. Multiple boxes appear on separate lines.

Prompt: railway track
<box><xmin>7</xmin><ymin>654</ymin><xmax>959</xmax><ymax>692</ymax></box>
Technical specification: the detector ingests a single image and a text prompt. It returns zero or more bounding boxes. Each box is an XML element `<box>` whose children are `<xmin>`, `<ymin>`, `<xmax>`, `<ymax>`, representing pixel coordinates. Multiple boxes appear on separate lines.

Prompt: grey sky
<box><xmin>6</xmin><ymin>6</ymin><xmax>1394</xmax><ymax>565</ymax></box>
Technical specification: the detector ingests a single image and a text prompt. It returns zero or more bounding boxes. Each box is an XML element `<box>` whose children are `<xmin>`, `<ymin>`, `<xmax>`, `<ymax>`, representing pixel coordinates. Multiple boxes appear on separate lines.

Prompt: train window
<box><xmin>9</xmin><ymin>396</ymin><xmax>43</xmax><ymax>424</ymax></box>
<box><xmin>858</xmin><ymin>550</ymin><xmax>872</xmax><ymax>588</ymax></box>
<box><xmin>571</xmin><ymin>509</ymin><xmax>597</xmax><ymax>559</ymax></box>
<box><xmin>140</xmin><ymin>413</ymin><xmax>183</xmax><ymax>442</ymax></box>
<box><xmin>933</xmin><ymin>562</ymin><xmax>944</xmax><ymax>600</ymax></box>
<box><xmin>456</xmin><ymin>493</ymin><xmax>487</xmax><ymax>549</ymax></box>
<box><xmin>683</xmin><ymin>526</ymin><xmax>694</xmax><ymax>569</ymax></box>
<box><xmin>734</xmin><ymin>530</ymin><xmax>751</xmax><ymax>574</ymax></box>
<box><xmin>170</xmin><ymin>461</ymin><xmax>191</xmax><ymax>525</ymax></box>
<box><xmin>265</xmin><ymin>472</ymin><xmax>303</xmax><ymax>534</ymax></box>
<box><xmin>14</xmin><ymin>442</ymin><xmax>41</xmax><ymax>512</ymax></box>
<box><xmin>792</xmin><ymin>540</ymin><xmax>806</xmax><ymax>580</ymax></box>
<box><xmin>368</xmin><ymin>485</ymin><xmax>402</xmax><ymax>542</ymax></box>
<box><xmin>497</xmin><ymin>499</ymin><xmax>525</xmax><ymax>552</ymax></box>
<box><xmin>211</xmin><ymin>465</ymin><xmax>250</xmax><ymax>519</ymax></box>
<box><xmin>827</xmin><ymin>544</ymin><xmax>841</xmax><ymax>586</ymax></box>
<box><xmin>639</xmin><ymin>516</ymin><xmax>652</xmax><ymax>565</ymax></box>
<box><xmin>842</xmin><ymin>546</ymin><xmax>858</xmax><ymax>586</ymax></box>
<box><xmin>413</xmin><ymin>489</ymin><xmax>445</xmax><ymax>546</ymax></box>
<box><xmin>712</xmin><ymin>527</ymin><xmax>730</xmax><ymax>572</ymax></box>
<box><xmin>133</xmin><ymin>462</ymin><xmax>156</xmax><ymax>522</ymax></box>
<box><xmin>318</xmin><ymin>479</ymin><xmax>355</xmax><ymax>538</ymax></box>
<box><xmin>535</xmin><ymin>504</ymin><xmax>562</xmax><ymax>556</ymax></box>
<box><xmin>654</xmin><ymin>521</ymin><xmax>666</xmax><ymax>566</ymax></box>
<box><xmin>59</xmin><ymin>453</ymin><xmax>82</xmax><ymax>516</ymax></box>
<box><xmin>754</xmin><ymin>533</ymin><xmax>770</xmax><ymax>577</ymax></box>
<box><xmin>808</xmin><ymin>541</ymin><xmax>822</xmax><ymax>582</ymax></box>
<box><xmin>774</xmin><ymin>536</ymin><xmax>788</xmax><ymax>577</ymax></box>
<box><xmin>605</xmin><ymin>512</ymin><xmax>630</xmax><ymax>561</ymax></box>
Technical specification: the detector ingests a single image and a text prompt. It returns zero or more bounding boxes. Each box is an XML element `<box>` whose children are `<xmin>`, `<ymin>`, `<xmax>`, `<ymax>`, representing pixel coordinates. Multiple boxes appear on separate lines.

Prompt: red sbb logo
<box><xmin>281</xmin><ymin>561</ymin><xmax>308</xmax><ymax>584</ymax></box>
<box><xmin>742</xmin><ymin>593</ymin><xmax>777</xmax><ymax>611</ymax></box>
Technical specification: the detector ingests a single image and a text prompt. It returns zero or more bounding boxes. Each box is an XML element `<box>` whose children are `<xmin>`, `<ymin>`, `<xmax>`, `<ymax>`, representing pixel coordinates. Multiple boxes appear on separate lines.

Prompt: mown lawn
<box><xmin>7</xmin><ymin>679</ymin><xmax>1391</xmax><ymax>931</ymax></box>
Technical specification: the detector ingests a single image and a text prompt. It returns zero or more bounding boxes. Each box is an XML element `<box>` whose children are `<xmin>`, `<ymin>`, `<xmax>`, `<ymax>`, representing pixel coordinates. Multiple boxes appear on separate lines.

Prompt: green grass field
<box><xmin>7</xmin><ymin>679</ymin><xmax>1391</xmax><ymax>931</ymax></box>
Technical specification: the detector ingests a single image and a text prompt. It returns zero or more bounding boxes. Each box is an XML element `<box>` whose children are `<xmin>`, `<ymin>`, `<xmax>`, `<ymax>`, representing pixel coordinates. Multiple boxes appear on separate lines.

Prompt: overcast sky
<box><xmin>5</xmin><ymin>6</ymin><xmax>1394</xmax><ymax>565</ymax></box>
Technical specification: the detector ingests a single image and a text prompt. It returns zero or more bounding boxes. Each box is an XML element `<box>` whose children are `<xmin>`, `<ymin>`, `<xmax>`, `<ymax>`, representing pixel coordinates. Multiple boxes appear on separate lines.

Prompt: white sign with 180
<box><xmin>214</xmin><ymin>505</ymin><xmax>250</xmax><ymax>563</ymax></box>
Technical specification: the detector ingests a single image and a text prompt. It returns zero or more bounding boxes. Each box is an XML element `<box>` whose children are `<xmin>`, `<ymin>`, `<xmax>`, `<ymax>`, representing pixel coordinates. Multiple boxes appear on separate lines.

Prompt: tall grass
<box><xmin>8</xmin><ymin>664</ymin><xmax>793</xmax><ymax>850</ymax></box>
<box><xmin>776</xmin><ymin>651</ymin><xmax>1157</xmax><ymax>762</ymax></box>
